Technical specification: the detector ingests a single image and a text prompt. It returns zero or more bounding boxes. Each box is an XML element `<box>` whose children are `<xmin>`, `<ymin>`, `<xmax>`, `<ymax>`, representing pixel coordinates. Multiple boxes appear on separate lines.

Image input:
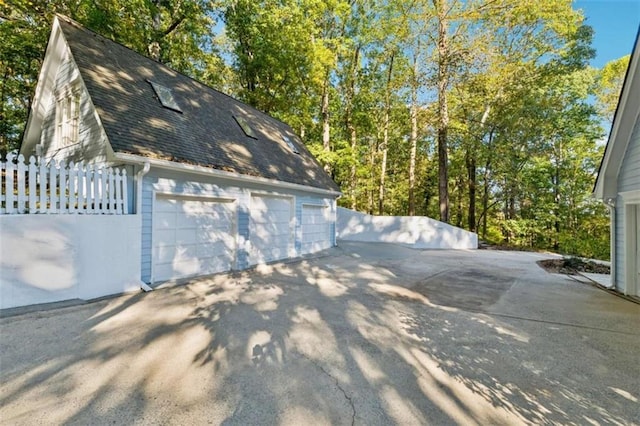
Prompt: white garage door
<box><xmin>301</xmin><ymin>204</ymin><xmax>332</xmax><ymax>255</ymax></box>
<box><xmin>249</xmin><ymin>195</ymin><xmax>293</xmax><ymax>265</ymax></box>
<box><xmin>153</xmin><ymin>195</ymin><xmax>236</xmax><ymax>282</ymax></box>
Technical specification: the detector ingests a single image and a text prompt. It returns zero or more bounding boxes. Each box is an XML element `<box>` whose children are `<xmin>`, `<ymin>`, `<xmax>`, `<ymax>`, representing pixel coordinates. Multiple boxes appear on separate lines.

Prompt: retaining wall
<box><xmin>0</xmin><ymin>215</ymin><xmax>141</xmax><ymax>309</ymax></box>
<box><xmin>337</xmin><ymin>207</ymin><xmax>477</xmax><ymax>249</ymax></box>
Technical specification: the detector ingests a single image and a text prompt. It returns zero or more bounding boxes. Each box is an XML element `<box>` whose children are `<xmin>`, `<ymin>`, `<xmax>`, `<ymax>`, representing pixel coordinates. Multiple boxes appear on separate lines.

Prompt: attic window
<box><xmin>148</xmin><ymin>80</ymin><xmax>182</xmax><ymax>112</ymax></box>
<box><xmin>283</xmin><ymin>136</ymin><xmax>300</xmax><ymax>154</ymax></box>
<box><xmin>55</xmin><ymin>89</ymin><xmax>80</xmax><ymax>146</ymax></box>
<box><xmin>233</xmin><ymin>115</ymin><xmax>257</xmax><ymax>139</ymax></box>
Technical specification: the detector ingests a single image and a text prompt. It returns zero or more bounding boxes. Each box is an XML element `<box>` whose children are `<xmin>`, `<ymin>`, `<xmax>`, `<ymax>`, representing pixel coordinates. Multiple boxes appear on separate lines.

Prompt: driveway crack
<box><xmin>300</xmin><ymin>354</ymin><xmax>356</xmax><ymax>426</ymax></box>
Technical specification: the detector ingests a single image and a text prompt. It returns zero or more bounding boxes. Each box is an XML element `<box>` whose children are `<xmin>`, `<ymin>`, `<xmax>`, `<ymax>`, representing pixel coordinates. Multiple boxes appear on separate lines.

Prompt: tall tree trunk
<box><xmin>482</xmin><ymin>174</ymin><xmax>489</xmax><ymax>238</ymax></box>
<box><xmin>435</xmin><ymin>0</ymin><xmax>450</xmax><ymax>223</ymax></box>
<box><xmin>368</xmin><ymin>138</ymin><xmax>376</xmax><ymax>214</ymax></box>
<box><xmin>478</xmin><ymin>128</ymin><xmax>495</xmax><ymax>238</ymax></box>
<box><xmin>379</xmin><ymin>52</ymin><xmax>394</xmax><ymax>215</ymax></box>
<box><xmin>346</xmin><ymin>46</ymin><xmax>361</xmax><ymax>210</ymax></box>
<box><xmin>321</xmin><ymin>72</ymin><xmax>331</xmax><ymax>174</ymax></box>
<box><xmin>456</xmin><ymin>178</ymin><xmax>463</xmax><ymax>228</ymax></box>
<box><xmin>466</xmin><ymin>151</ymin><xmax>476</xmax><ymax>231</ymax></box>
<box><xmin>553</xmin><ymin>150</ymin><xmax>561</xmax><ymax>251</ymax></box>
<box><xmin>408</xmin><ymin>51</ymin><xmax>419</xmax><ymax>216</ymax></box>
<box><xmin>0</xmin><ymin>66</ymin><xmax>8</xmax><ymax>156</ymax></box>
<box><xmin>149</xmin><ymin>0</ymin><xmax>162</xmax><ymax>60</ymax></box>
<box><xmin>468</xmin><ymin>106</ymin><xmax>491</xmax><ymax>232</ymax></box>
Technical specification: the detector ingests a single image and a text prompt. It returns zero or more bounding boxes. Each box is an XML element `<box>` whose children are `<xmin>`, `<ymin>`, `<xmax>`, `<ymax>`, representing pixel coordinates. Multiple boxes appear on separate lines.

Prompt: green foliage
<box><xmin>1</xmin><ymin>0</ymin><xmax>617</xmax><ymax>259</ymax></box>
<box><xmin>594</xmin><ymin>55</ymin><xmax>630</xmax><ymax>122</ymax></box>
<box><xmin>0</xmin><ymin>0</ymin><xmax>226</xmax><ymax>155</ymax></box>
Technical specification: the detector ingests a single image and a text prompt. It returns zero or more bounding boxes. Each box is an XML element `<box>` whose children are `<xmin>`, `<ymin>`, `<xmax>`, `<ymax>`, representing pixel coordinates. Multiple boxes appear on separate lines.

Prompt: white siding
<box><xmin>37</xmin><ymin>49</ymin><xmax>109</xmax><ymax>165</ymax></box>
<box><xmin>615</xmin><ymin>117</ymin><xmax>640</xmax><ymax>291</ymax></box>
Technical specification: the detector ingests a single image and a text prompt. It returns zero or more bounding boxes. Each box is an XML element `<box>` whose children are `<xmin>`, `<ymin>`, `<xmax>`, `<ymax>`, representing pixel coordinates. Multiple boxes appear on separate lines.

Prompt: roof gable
<box><xmin>53</xmin><ymin>16</ymin><xmax>339</xmax><ymax>193</ymax></box>
<box><xmin>594</xmin><ymin>27</ymin><xmax>640</xmax><ymax>201</ymax></box>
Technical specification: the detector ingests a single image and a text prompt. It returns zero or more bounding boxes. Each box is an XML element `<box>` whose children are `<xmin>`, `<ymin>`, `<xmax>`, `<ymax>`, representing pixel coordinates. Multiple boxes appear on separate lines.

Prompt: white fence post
<box><xmin>0</xmin><ymin>157</ymin><xmax>5</xmax><ymax>214</ymax></box>
<box><xmin>107</xmin><ymin>168</ymin><xmax>114</xmax><ymax>213</ymax></box>
<box><xmin>59</xmin><ymin>160</ymin><xmax>67</xmax><ymax>213</ymax></box>
<box><xmin>77</xmin><ymin>162</ymin><xmax>86</xmax><ymax>213</ymax></box>
<box><xmin>28</xmin><ymin>156</ymin><xmax>37</xmax><ymax>213</ymax></box>
<box><xmin>122</xmin><ymin>169</ymin><xmax>128</xmax><ymax>214</ymax></box>
<box><xmin>39</xmin><ymin>157</ymin><xmax>47</xmax><ymax>213</ymax></box>
<box><xmin>92</xmin><ymin>164</ymin><xmax>100</xmax><ymax>214</ymax></box>
<box><xmin>5</xmin><ymin>153</ymin><xmax>15</xmax><ymax>214</ymax></box>
<box><xmin>100</xmin><ymin>168</ymin><xmax>108</xmax><ymax>214</ymax></box>
<box><xmin>114</xmin><ymin>169</ymin><xmax>123</xmax><ymax>214</ymax></box>
<box><xmin>16</xmin><ymin>155</ymin><xmax>26</xmax><ymax>213</ymax></box>
<box><xmin>49</xmin><ymin>159</ymin><xmax>58</xmax><ymax>214</ymax></box>
<box><xmin>68</xmin><ymin>161</ymin><xmax>77</xmax><ymax>213</ymax></box>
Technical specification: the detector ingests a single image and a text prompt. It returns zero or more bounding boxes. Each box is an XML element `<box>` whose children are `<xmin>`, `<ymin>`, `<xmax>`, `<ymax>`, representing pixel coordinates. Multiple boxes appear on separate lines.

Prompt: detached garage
<box><xmin>20</xmin><ymin>16</ymin><xmax>342</xmax><ymax>288</ymax></box>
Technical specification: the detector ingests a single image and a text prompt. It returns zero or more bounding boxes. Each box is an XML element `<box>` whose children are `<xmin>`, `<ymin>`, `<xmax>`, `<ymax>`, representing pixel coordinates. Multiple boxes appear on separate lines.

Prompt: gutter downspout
<box><xmin>137</xmin><ymin>161</ymin><xmax>152</xmax><ymax>292</ymax></box>
<box><xmin>605</xmin><ymin>197</ymin><xmax>616</xmax><ymax>290</ymax></box>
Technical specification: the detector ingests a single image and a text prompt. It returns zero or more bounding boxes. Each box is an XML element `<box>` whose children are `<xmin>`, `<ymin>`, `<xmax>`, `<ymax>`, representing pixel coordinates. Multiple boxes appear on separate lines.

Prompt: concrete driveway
<box><xmin>1</xmin><ymin>242</ymin><xmax>639</xmax><ymax>425</ymax></box>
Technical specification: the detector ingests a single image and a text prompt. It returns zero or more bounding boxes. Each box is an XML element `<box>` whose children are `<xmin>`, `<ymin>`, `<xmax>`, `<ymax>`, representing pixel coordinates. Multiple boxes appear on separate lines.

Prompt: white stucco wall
<box><xmin>337</xmin><ymin>207</ymin><xmax>477</xmax><ymax>249</ymax></box>
<box><xmin>0</xmin><ymin>215</ymin><xmax>142</xmax><ymax>309</ymax></box>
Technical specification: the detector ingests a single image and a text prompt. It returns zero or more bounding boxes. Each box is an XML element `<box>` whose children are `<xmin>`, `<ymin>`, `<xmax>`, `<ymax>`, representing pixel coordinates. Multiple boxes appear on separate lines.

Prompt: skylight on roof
<box><xmin>147</xmin><ymin>80</ymin><xmax>182</xmax><ymax>112</ymax></box>
<box><xmin>233</xmin><ymin>115</ymin><xmax>257</xmax><ymax>139</ymax></box>
<box><xmin>283</xmin><ymin>136</ymin><xmax>300</xmax><ymax>154</ymax></box>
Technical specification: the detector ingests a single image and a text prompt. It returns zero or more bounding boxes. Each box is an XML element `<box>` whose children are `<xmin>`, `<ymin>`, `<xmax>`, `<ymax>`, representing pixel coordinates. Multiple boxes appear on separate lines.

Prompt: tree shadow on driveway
<box><xmin>1</xmin><ymin>244</ymin><xmax>638</xmax><ymax>425</ymax></box>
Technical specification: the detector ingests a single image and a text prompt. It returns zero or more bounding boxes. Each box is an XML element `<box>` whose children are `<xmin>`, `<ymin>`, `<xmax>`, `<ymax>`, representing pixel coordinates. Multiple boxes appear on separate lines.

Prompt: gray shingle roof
<box><xmin>58</xmin><ymin>17</ymin><xmax>340</xmax><ymax>193</ymax></box>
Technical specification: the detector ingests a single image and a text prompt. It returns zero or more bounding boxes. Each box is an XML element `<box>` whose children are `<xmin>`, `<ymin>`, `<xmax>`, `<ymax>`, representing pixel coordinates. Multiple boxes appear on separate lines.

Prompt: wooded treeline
<box><xmin>1</xmin><ymin>0</ymin><xmax>631</xmax><ymax>258</ymax></box>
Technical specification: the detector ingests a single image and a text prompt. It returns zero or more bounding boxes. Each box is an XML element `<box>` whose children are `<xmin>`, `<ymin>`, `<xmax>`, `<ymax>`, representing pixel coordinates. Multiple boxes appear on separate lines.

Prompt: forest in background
<box><xmin>0</xmin><ymin>0</ymin><xmax>632</xmax><ymax>259</ymax></box>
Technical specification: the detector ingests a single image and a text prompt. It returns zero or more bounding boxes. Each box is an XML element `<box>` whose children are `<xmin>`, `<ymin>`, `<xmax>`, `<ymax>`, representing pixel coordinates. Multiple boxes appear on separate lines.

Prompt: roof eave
<box><xmin>114</xmin><ymin>152</ymin><xmax>342</xmax><ymax>197</ymax></box>
<box><xmin>594</xmin><ymin>26</ymin><xmax>640</xmax><ymax>202</ymax></box>
<box><xmin>20</xmin><ymin>17</ymin><xmax>66</xmax><ymax>156</ymax></box>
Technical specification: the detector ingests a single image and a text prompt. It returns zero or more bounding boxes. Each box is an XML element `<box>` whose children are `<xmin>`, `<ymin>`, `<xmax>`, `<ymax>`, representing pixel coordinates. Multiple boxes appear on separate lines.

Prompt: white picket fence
<box><xmin>1</xmin><ymin>153</ymin><xmax>129</xmax><ymax>214</ymax></box>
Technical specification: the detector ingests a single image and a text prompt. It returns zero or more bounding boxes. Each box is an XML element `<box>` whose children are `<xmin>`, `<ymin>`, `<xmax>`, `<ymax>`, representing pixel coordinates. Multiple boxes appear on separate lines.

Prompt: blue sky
<box><xmin>574</xmin><ymin>0</ymin><xmax>640</xmax><ymax>68</ymax></box>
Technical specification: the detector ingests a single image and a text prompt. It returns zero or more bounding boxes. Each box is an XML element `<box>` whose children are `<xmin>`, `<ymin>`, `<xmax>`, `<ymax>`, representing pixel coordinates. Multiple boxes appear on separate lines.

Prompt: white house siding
<box><xmin>615</xmin><ymin>117</ymin><xmax>640</xmax><ymax>291</ymax></box>
<box><xmin>36</xmin><ymin>47</ymin><xmax>109</xmax><ymax>165</ymax></box>
<box><xmin>140</xmin><ymin>169</ymin><xmax>337</xmax><ymax>283</ymax></box>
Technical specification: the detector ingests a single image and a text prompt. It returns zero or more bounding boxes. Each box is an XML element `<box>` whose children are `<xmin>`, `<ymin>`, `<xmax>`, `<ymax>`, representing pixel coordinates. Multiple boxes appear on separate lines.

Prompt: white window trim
<box><xmin>55</xmin><ymin>86</ymin><xmax>80</xmax><ymax>147</ymax></box>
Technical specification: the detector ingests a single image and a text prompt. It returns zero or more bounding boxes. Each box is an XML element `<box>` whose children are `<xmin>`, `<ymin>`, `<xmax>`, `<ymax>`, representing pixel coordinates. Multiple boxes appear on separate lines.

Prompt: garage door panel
<box><xmin>301</xmin><ymin>205</ymin><xmax>331</xmax><ymax>255</ymax></box>
<box><xmin>197</xmin><ymin>241</ymin><xmax>231</xmax><ymax>256</ymax></box>
<box><xmin>153</xmin><ymin>195</ymin><xmax>236</xmax><ymax>282</ymax></box>
<box><xmin>252</xmin><ymin>197</ymin><xmax>290</xmax><ymax>211</ymax></box>
<box><xmin>175</xmin><ymin>229</ymin><xmax>198</xmax><ymax>245</ymax></box>
<box><xmin>197</xmin><ymin>230</ymin><xmax>234</xmax><ymax>243</ymax></box>
<box><xmin>155</xmin><ymin>198</ymin><xmax>177</xmax><ymax>213</ymax></box>
<box><xmin>249</xmin><ymin>195</ymin><xmax>293</xmax><ymax>265</ymax></box>
<box><xmin>154</xmin><ymin>212</ymin><xmax>177</xmax><ymax>229</ymax></box>
<box><xmin>156</xmin><ymin>246</ymin><xmax>175</xmax><ymax>264</ymax></box>
<box><xmin>251</xmin><ymin>211</ymin><xmax>289</xmax><ymax>224</ymax></box>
